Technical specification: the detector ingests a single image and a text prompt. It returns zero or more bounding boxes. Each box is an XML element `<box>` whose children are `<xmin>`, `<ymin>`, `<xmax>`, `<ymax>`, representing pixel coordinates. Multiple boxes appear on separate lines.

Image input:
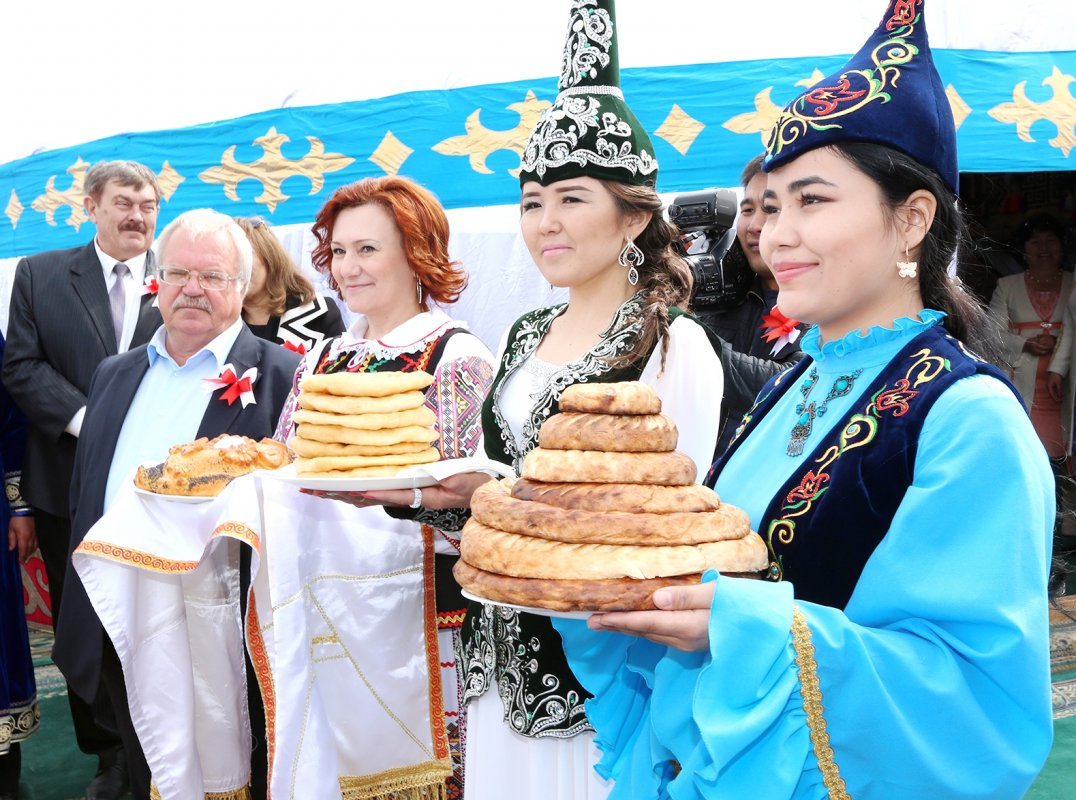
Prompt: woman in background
<box><xmin>234</xmin><ymin>216</ymin><xmax>345</xmax><ymax>351</ymax></box>
<box><xmin>0</xmin><ymin>330</ymin><xmax>38</xmax><ymax>800</ymax></box>
<box><xmin>992</xmin><ymin>212</ymin><xmax>1071</xmax><ymax>462</ymax></box>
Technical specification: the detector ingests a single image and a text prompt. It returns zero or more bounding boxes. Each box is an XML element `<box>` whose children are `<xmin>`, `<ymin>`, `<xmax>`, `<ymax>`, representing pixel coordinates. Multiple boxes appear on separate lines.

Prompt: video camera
<box><xmin>668</xmin><ymin>188</ymin><xmax>751</xmax><ymax>311</ymax></box>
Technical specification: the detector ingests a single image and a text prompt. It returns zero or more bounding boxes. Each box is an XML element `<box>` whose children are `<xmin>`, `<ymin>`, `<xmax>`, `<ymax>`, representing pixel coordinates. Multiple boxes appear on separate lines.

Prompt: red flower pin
<box><xmin>203</xmin><ymin>364</ymin><xmax>258</xmax><ymax>407</ymax></box>
<box><xmin>282</xmin><ymin>340</ymin><xmax>306</xmax><ymax>355</ymax></box>
<box><xmin>142</xmin><ymin>276</ymin><xmax>160</xmax><ymax>307</ymax></box>
<box><xmin>760</xmin><ymin>307</ymin><xmax>803</xmax><ymax>356</ymax></box>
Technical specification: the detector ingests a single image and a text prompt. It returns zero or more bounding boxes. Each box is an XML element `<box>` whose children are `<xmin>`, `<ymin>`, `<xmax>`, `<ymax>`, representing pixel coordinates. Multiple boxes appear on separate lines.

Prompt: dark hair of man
<box><xmin>602</xmin><ymin>180</ymin><xmax>694</xmax><ymax>373</ymax></box>
<box><xmin>832</xmin><ymin>141</ymin><xmax>1001</xmax><ymax>363</ymax></box>
<box><xmin>84</xmin><ymin>161</ymin><xmax>162</xmax><ymax>204</ymax></box>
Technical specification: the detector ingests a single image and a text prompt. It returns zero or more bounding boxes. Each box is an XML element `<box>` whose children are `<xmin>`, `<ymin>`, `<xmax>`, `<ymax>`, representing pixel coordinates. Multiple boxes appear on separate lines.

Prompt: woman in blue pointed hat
<box><xmin>548</xmin><ymin>1</ymin><xmax>1056</xmax><ymax>797</ymax></box>
<box><xmin>366</xmin><ymin>0</ymin><xmax>724</xmax><ymax>796</ymax></box>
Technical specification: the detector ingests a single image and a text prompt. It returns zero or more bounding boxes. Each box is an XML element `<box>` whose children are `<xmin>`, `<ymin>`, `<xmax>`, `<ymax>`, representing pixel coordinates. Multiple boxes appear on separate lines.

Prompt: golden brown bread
<box><xmin>510</xmin><ymin>477</ymin><xmax>722</xmax><ymax>513</ymax></box>
<box><xmin>472</xmin><ymin>478</ymin><xmax>749</xmax><ymax>545</ymax></box>
<box><xmin>558</xmin><ymin>381</ymin><xmax>661</xmax><ymax>415</ymax></box>
<box><xmin>522</xmin><ymin>447</ymin><xmax>696</xmax><ymax>486</ymax></box>
<box><xmin>295</xmin><ymin>422</ymin><xmax>439</xmax><ymax>446</ymax></box>
<box><xmin>297</xmin><ymin>390</ymin><xmax>426</xmax><ymax>415</ymax></box>
<box><xmin>291</xmin><ymin>406</ymin><xmax>436</xmax><ymax>431</ymax></box>
<box><xmin>295</xmin><ymin>448</ymin><xmax>440</xmax><ymax>475</ymax></box>
<box><xmin>288</xmin><ymin>437</ymin><xmax>433</xmax><ymax>458</ymax></box>
<box><xmin>134</xmin><ymin>435</ymin><xmax>291</xmax><ymax>497</ymax></box>
<box><xmin>299</xmin><ymin>371</ymin><xmax>434</xmax><ymax>397</ymax></box>
<box><xmin>454</xmin><ymin>560</ymin><xmax>706</xmax><ymax>612</ymax></box>
<box><xmin>460</xmin><ymin>518</ymin><xmax>769</xmax><ymax>580</ymax></box>
<box><xmin>539</xmin><ymin>412</ymin><xmax>678</xmax><ymax>452</ymax></box>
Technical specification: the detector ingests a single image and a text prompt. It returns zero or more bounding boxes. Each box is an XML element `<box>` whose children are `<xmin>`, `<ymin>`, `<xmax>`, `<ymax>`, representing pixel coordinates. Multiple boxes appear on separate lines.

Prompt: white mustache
<box><xmin>171</xmin><ymin>296</ymin><xmax>212</xmax><ymax>313</ymax></box>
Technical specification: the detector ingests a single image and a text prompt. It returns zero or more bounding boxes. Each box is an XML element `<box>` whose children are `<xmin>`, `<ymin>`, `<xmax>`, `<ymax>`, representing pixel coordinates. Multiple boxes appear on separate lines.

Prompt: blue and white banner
<box><xmin>1</xmin><ymin>48</ymin><xmax>1073</xmax><ymax>259</ymax></box>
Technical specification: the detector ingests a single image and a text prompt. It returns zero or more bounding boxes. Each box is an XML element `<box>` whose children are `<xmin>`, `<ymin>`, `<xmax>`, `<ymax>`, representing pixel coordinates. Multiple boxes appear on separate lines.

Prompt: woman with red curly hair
<box><xmin>272</xmin><ymin>176</ymin><xmax>494</xmax><ymax>798</ymax></box>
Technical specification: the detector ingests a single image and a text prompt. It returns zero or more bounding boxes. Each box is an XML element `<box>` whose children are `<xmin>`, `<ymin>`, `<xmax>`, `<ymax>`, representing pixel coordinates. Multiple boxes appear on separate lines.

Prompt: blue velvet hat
<box><xmin>519</xmin><ymin>0</ymin><xmax>658</xmax><ymax>187</ymax></box>
<box><xmin>762</xmin><ymin>0</ymin><xmax>958</xmax><ymax>191</ymax></box>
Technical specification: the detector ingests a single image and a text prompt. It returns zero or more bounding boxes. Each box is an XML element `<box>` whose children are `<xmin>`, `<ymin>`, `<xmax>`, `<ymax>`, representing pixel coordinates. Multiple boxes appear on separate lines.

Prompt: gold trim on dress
<box><xmin>150</xmin><ymin>785</ymin><xmax>251</xmax><ymax>799</ymax></box>
<box><xmin>791</xmin><ymin>606</ymin><xmax>850</xmax><ymax>799</ymax></box>
<box><xmin>338</xmin><ymin>760</ymin><xmax>452</xmax><ymax>800</ymax></box>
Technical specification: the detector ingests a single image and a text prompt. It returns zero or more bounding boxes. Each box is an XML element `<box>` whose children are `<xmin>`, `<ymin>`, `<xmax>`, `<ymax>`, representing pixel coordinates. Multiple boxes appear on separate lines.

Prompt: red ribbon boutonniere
<box><xmin>142</xmin><ymin>276</ymin><xmax>160</xmax><ymax>307</ymax></box>
<box><xmin>760</xmin><ymin>307</ymin><xmax>802</xmax><ymax>356</ymax></box>
<box><xmin>282</xmin><ymin>340</ymin><xmax>306</xmax><ymax>355</ymax></box>
<box><xmin>203</xmin><ymin>364</ymin><xmax>258</xmax><ymax>407</ymax></box>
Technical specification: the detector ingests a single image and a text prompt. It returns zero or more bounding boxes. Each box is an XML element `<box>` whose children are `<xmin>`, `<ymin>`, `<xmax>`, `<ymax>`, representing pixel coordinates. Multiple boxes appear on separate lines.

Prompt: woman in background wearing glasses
<box><xmin>233</xmin><ymin>216</ymin><xmax>345</xmax><ymax>352</ymax></box>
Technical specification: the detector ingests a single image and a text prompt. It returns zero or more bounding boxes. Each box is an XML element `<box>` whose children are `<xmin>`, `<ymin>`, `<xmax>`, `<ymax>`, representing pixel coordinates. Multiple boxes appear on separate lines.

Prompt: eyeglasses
<box><xmin>157</xmin><ymin>267</ymin><xmax>241</xmax><ymax>291</ymax></box>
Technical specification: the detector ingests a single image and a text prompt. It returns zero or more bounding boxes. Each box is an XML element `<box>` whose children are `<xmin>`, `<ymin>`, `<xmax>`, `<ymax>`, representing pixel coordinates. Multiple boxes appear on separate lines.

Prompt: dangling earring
<box><xmin>416</xmin><ymin>280</ymin><xmax>424</xmax><ymax>304</ymax></box>
<box><xmin>897</xmin><ymin>243</ymin><xmax>917</xmax><ymax>279</ymax></box>
<box><xmin>618</xmin><ymin>238</ymin><xmax>644</xmax><ymax>286</ymax></box>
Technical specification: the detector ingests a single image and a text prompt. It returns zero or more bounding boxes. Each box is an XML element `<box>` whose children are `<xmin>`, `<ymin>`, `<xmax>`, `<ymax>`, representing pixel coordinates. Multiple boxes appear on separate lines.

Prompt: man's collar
<box><xmin>94</xmin><ymin>237</ymin><xmax>150</xmax><ymax>281</ymax></box>
<box><xmin>147</xmin><ymin>318</ymin><xmax>245</xmax><ymax>370</ymax></box>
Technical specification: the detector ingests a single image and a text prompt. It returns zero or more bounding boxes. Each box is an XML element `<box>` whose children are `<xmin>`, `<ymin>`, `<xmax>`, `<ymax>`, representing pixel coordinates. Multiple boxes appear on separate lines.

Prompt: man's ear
<box><xmin>83</xmin><ymin>195</ymin><xmax>98</xmax><ymax>223</ymax></box>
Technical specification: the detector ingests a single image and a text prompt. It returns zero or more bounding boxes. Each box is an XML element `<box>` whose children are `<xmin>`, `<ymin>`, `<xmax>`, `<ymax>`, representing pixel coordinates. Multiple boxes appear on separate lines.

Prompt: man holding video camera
<box><xmin>675</xmin><ymin>155</ymin><xmax>805</xmax><ymax>457</ymax></box>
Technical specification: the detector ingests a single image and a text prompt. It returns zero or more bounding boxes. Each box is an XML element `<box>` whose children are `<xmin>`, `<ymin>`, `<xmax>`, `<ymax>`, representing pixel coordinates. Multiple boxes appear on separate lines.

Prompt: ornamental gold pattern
<box><xmin>791</xmin><ymin>607</ymin><xmax>850</xmax><ymax>798</ymax></box>
<box><xmin>199</xmin><ymin>127</ymin><xmax>355</xmax><ymax>212</ymax></box>
<box><xmin>5</xmin><ymin>189</ymin><xmax>22</xmax><ymax>229</ymax></box>
<box><xmin>433</xmin><ymin>91</ymin><xmax>552</xmax><ymax>177</ymax></box>
<box><xmin>30</xmin><ymin>156</ymin><xmax>91</xmax><ymax>231</ymax></box>
<box><xmin>654</xmin><ymin>104</ymin><xmax>705</xmax><ymax>155</ymax></box>
<box><xmin>988</xmin><ymin>66</ymin><xmax>1076</xmax><ymax>157</ymax></box>
<box><xmin>723</xmin><ymin>70</ymin><xmax>825</xmax><ymax>146</ymax></box>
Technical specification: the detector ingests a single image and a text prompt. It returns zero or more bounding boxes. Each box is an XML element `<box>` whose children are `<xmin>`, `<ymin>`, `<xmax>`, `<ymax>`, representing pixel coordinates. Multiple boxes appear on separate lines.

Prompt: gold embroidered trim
<box><xmin>338</xmin><ymin>759</ymin><xmax>452</xmax><ymax>799</ymax></box>
<box><xmin>791</xmin><ymin>606</ymin><xmax>850</xmax><ymax>799</ymax></box>
<box><xmin>150</xmin><ymin>781</ymin><xmax>251</xmax><ymax>798</ymax></box>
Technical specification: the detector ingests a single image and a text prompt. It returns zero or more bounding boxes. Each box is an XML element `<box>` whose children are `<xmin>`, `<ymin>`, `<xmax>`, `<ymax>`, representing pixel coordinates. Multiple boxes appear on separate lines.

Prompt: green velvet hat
<box><xmin>519</xmin><ymin>0</ymin><xmax>658</xmax><ymax>187</ymax></box>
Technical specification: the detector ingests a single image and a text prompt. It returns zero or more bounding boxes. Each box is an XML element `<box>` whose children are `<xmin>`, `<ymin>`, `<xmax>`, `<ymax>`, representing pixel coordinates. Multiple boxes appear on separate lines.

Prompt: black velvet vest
<box><xmin>710</xmin><ymin>325</ymin><xmax>1016</xmax><ymax>609</ymax></box>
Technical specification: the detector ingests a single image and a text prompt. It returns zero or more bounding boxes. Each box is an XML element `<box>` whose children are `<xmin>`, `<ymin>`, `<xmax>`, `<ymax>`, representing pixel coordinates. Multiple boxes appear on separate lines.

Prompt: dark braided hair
<box><xmin>602</xmin><ymin>181</ymin><xmax>695</xmax><ymax>373</ymax></box>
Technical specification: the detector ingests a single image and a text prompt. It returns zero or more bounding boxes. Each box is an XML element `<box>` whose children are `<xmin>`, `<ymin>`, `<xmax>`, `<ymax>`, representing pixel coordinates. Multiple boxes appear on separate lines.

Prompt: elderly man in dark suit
<box><xmin>53</xmin><ymin>209</ymin><xmax>301</xmax><ymax>800</ymax></box>
<box><xmin>2</xmin><ymin>160</ymin><xmax>162</xmax><ymax>799</ymax></box>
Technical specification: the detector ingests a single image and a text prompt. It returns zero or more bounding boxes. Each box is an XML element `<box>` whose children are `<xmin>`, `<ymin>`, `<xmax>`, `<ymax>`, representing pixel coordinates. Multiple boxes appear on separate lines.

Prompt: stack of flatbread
<box><xmin>455</xmin><ymin>381</ymin><xmax>767</xmax><ymax>611</ymax></box>
<box><xmin>290</xmin><ymin>372</ymin><xmax>441</xmax><ymax>478</ymax></box>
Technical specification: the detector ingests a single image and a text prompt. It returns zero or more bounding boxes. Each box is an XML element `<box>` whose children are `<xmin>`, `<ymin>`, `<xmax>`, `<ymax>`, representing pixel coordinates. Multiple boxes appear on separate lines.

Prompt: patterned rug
<box><xmin>1051</xmin><ymin>595</ymin><xmax>1076</xmax><ymax>721</ymax></box>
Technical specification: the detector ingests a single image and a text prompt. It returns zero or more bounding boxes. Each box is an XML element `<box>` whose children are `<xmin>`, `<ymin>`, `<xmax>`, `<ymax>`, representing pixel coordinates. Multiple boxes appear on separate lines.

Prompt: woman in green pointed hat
<box><xmin>546</xmin><ymin>1</ymin><xmax>1056</xmax><ymax>797</ymax></box>
<box><xmin>368</xmin><ymin>0</ymin><xmax>724</xmax><ymax>796</ymax></box>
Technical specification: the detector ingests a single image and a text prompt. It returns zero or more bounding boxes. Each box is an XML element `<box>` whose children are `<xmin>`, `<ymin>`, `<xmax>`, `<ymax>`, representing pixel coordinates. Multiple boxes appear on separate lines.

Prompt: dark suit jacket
<box><xmin>52</xmin><ymin>325</ymin><xmax>301</xmax><ymax>700</ymax></box>
<box><xmin>2</xmin><ymin>241</ymin><xmax>162</xmax><ymax>517</ymax></box>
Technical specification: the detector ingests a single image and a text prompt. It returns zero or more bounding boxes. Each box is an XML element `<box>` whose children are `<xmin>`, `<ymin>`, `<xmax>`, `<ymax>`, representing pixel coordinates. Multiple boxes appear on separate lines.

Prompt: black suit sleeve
<box><xmin>3</xmin><ymin>258</ymin><xmax>87</xmax><ymax>438</ymax></box>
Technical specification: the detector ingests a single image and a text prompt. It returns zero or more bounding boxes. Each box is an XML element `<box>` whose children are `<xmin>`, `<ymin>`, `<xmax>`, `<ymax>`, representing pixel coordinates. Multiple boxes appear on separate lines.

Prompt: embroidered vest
<box><xmin>461</xmin><ymin>297</ymin><xmax>685</xmax><ymax>738</ymax></box>
<box><xmin>711</xmin><ymin>326</ymin><xmax>1015</xmax><ymax>609</ymax></box>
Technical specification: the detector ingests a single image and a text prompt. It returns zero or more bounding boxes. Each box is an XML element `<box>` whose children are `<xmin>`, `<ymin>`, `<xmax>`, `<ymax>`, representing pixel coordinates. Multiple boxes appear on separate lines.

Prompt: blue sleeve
<box><xmin>557</xmin><ymin>374</ymin><xmax>1055</xmax><ymax>799</ymax></box>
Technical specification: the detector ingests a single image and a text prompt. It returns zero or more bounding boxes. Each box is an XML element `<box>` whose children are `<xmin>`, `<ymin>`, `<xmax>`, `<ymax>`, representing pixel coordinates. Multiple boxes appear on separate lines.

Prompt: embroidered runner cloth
<box><xmin>74</xmin><ymin>471</ymin><xmax>449</xmax><ymax>799</ymax></box>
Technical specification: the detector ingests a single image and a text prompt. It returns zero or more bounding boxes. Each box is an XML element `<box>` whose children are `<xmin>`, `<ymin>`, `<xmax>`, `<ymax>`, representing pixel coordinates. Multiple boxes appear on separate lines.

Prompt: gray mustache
<box><xmin>171</xmin><ymin>296</ymin><xmax>213</xmax><ymax>313</ymax></box>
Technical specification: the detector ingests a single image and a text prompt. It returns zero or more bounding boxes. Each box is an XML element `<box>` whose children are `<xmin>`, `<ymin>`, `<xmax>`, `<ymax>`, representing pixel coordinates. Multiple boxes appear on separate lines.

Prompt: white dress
<box><xmin>461</xmin><ymin>304</ymin><xmax>723</xmax><ymax>800</ymax></box>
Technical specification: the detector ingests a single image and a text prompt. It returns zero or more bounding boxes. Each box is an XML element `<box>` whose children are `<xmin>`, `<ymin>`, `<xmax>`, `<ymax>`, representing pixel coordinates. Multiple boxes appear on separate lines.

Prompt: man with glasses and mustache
<box><xmin>2</xmin><ymin>160</ymin><xmax>163</xmax><ymax>800</ymax></box>
<box><xmin>51</xmin><ymin>209</ymin><xmax>300</xmax><ymax>800</ymax></box>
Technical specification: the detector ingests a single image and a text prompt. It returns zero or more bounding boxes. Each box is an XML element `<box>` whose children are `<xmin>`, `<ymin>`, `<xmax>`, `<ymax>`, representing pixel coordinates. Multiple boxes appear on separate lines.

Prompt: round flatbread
<box><xmin>558</xmin><ymin>381</ymin><xmax>661</xmax><ymax>415</ymax></box>
<box><xmin>460</xmin><ymin>519</ymin><xmax>769</xmax><ymax>580</ymax></box>
<box><xmin>454</xmin><ymin>560</ymin><xmax>705</xmax><ymax>612</ymax></box>
<box><xmin>288</xmin><ymin>437</ymin><xmax>432</xmax><ymax>458</ymax></box>
<box><xmin>522</xmin><ymin>447</ymin><xmax>696</xmax><ymax>486</ymax></box>
<box><xmin>300</xmin><ymin>371</ymin><xmax>434</xmax><ymax>397</ymax></box>
<box><xmin>298</xmin><ymin>390</ymin><xmax>426</xmax><ymax>415</ymax></box>
<box><xmin>295</xmin><ymin>448</ymin><xmax>440</xmax><ymax>474</ymax></box>
<box><xmin>291</xmin><ymin>406</ymin><xmax>436</xmax><ymax>431</ymax></box>
<box><xmin>471</xmin><ymin>479</ymin><xmax>748</xmax><ymax>545</ymax></box>
<box><xmin>539</xmin><ymin>412</ymin><xmax>677</xmax><ymax>452</ymax></box>
<box><xmin>296</xmin><ymin>423</ymin><xmax>439</xmax><ymax>447</ymax></box>
<box><xmin>295</xmin><ymin>465</ymin><xmax>415</xmax><ymax>478</ymax></box>
<box><xmin>511</xmin><ymin>478</ymin><xmax>722</xmax><ymax>514</ymax></box>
